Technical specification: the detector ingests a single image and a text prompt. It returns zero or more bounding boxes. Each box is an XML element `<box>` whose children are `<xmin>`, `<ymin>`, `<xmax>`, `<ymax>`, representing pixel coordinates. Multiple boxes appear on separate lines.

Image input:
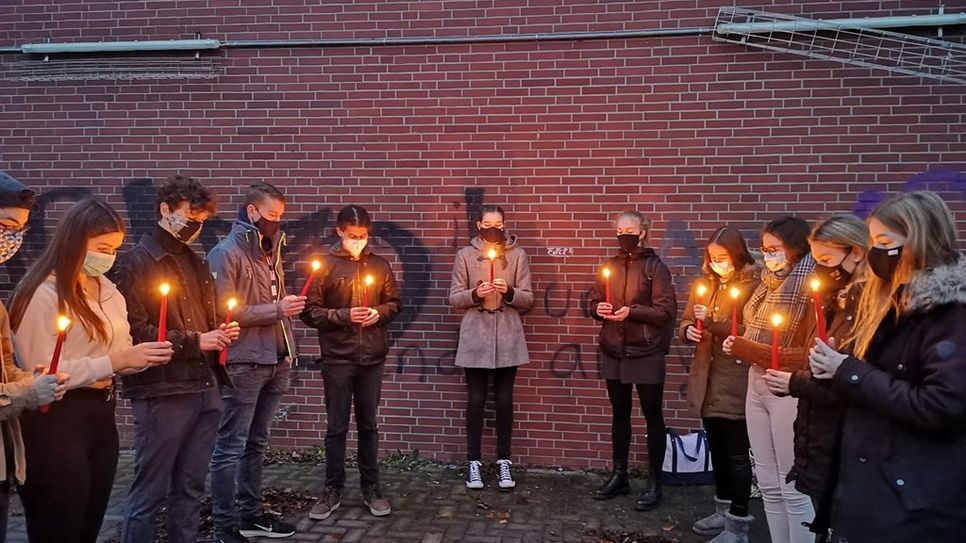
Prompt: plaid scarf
<box><xmin>743</xmin><ymin>253</ymin><xmax>815</xmax><ymax>345</ymax></box>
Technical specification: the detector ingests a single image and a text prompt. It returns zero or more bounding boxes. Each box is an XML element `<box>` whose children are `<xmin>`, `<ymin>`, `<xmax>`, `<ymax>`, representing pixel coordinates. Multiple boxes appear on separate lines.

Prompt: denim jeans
<box><xmin>121</xmin><ymin>387</ymin><xmax>222</xmax><ymax>543</ymax></box>
<box><xmin>210</xmin><ymin>362</ymin><xmax>290</xmax><ymax>531</ymax></box>
<box><xmin>322</xmin><ymin>361</ymin><xmax>385</xmax><ymax>491</ymax></box>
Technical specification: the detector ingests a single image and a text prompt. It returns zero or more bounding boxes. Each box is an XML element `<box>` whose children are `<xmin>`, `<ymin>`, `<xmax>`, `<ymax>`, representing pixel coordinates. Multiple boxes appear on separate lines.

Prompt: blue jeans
<box><xmin>210</xmin><ymin>362</ymin><xmax>290</xmax><ymax>531</ymax></box>
<box><xmin>121</xmin><ymin>387</ymin><xmax>222</xmax><ymax>543</ymax></box>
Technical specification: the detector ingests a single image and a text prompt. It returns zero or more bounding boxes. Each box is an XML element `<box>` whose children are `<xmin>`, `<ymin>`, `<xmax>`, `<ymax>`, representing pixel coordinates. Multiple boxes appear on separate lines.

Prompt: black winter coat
<box><xmin>299</xmin><ymin>243</ymin><xmax>402</xmax><ymax>365</ymax></box>
<box><xmin>828</xmin><ymin>257</ymin><xmax>966</xmax><ymax>543</ymax></box>
<box><xmin>590</xmin><ymin>247</ymin><xmax>676</xmax><ymax>384</ymax></box>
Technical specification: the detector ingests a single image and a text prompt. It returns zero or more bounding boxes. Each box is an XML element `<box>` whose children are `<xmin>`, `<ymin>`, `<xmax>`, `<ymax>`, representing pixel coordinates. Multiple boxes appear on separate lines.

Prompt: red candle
<box><xmin>218</xmin><ymin>298</ymin><xmax>237</xmax><ymax>366</ymax></box>
<box><xmin>602</xmin><ymin>267</ymin><xmax>612</xmax><ymax>305</ymax></box>
<box><xmin>695</xmin><ymin>283</ymin><xmax>708</xmax><ymax>332</ymax></box>
<box><xmin>487</xmin><ymin>248</ymin><xmax>497</xmax><ymax>283</ymax></box>
<box><xmin>40</xmin><ymin>316</ymin><xmax>70</xmax><ymax>414</ymax></box>
<box><xmin>362</xmin><ymin>274</ymin><xmax>374</xmax><ymax>307</ymax></box>
<box><xmin>730</xmin><ymin>287</ymin><xmax>740</xmax><ymax>337</ymax></box>
<box><xmin>810</xmin><ymin>278</ymin><xmax>828</xmax><ymax>342</ymax></box>
<box><xmin>157</xmin><ymin>283</ymin><xmax>170</xmax><ymax>342</ymax></box>
<box><xmin>299</xmin><ymin>260</ymin><xmax>322</xmax><ymax>297</ymax></box>
<box><xmin>770</xmin><ymin>313</ymin><xmax>783</xmax><ymax>370</ymax></box>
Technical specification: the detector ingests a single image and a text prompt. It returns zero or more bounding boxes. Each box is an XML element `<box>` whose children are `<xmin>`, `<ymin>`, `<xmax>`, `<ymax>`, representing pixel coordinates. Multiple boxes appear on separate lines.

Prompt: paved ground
<box><xmin>6</xmin><ymin>451</ymin><xmax>769</xmax><ymax>542</ymax></box>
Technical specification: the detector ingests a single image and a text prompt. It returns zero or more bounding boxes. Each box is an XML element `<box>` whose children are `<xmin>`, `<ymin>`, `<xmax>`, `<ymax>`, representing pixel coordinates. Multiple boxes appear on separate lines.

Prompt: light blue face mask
<box><xmin>763</xmin><ymin>250</ymin><xmax>788</xmax><ymax>273</ymax></box>
<box><xmin>82</xmin><ymin>250</ymin><xmax>116</xmax><ymax>277</ymax></box>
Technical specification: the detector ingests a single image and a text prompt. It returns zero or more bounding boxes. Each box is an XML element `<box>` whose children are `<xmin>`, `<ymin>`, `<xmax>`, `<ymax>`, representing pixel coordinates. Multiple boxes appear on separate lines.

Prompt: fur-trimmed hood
<box><xmin>903</xmin><ymin>254</ymin><xmax>966</xmax><ymax>313</ymax></box>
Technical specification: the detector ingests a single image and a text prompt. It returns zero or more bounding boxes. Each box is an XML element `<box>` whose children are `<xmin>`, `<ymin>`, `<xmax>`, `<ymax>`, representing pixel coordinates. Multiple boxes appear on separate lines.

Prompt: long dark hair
<box><xmin>702</xmin><ymin>226</ymin><xmax>755</xmax><ymax>278</ymax></box>
<box><xmin>762</xmin><ymin>216</ymin><xmax>811</xmax><ymax>264</ymax></box>
<box><xmin>9</xmin><ymin>198</ymin><xmax>126</xmax><ymax>343</ymax></box>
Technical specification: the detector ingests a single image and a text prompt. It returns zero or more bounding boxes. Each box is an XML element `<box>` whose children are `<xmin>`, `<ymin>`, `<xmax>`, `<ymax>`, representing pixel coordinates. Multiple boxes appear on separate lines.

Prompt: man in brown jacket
<box><xmin>0</xmin><ymin>171</ymin><xmax>68</xmax><ymax>539</ymax></box>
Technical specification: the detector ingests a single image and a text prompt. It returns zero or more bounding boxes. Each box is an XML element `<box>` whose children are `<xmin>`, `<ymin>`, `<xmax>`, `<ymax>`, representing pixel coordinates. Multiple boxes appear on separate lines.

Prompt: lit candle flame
<box><xmin>56</xmin><ymin>316</ymin><xmax>71</xmax><ymax>332</ymax></box>
<box><xmin>696</xmin><ymin>284</ymin><xmax>708</xmax><ymax>298</ymax></box>
<box><xmin>159</xmin><ymin>283</ymin><xmax>171</xmax><ymax>296</ymax></box>
<box><xmin>730</xmin><ymin>287</ymin><xmax>740</xmax><ymax>299</ymax></box>
<box><xmin>771</xmin><ymin>313</ymin><xmax>784</xmax><ymax>328</ymax></box>
<box><xmin>810</xmin><ymin>277</ymin><xmax>821</xmax><ymax>292</ymax></box>
<box><xmin>227</xmin><ymin>298</ymin><xmax>238</xmax><ymax>310</ymax></box>
<box><xmin>311</xmin><ymin>260</ymin><xmax>321</xmax><ymax>272</ymax></box>
<box><xmin>487</xmin><ymin>249</ymin><xmax>497</xmax><ymax>261</ymax></box>
<box><xmin>602</xmin><ymin>267</ymin><xmax>611</xmax><ymax>279</ymax></box>
<box><xmin>364</xmin><ymin>275</ymin><xmax>374</xmax><ymax>286</ymax></box>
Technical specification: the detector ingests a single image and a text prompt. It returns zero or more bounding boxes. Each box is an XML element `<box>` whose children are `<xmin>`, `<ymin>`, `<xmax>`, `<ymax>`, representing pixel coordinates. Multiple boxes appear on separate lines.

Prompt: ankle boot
<box><xmin>692</xmin><ymin>497</ymin><xmax>731</xmax><ymax>536</ymax></box>
<box><xmin>592</xmin><ymin>463</ymin><xmax>630</xmax><ymax>500</ymax></box>
<box><xmin>708</xmin><ymin>512</ymin><xmax>753</xmax><ymax>543</ymax></box>
<box><xmin>634</xmin><ymin>477</ymin><xmax>662</xmax><ymax>511</ymax></box>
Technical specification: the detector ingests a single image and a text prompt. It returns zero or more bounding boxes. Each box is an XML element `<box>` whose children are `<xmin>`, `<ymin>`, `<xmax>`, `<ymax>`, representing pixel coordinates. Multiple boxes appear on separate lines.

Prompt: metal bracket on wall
<box><xmin>713</xmin><ymin>6</ymin><xmax>966</xmax><ymax>84</ymax></box>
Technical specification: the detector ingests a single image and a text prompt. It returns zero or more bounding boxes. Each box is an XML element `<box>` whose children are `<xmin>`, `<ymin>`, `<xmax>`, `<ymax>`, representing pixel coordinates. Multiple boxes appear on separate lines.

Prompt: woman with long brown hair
<box><xmin>809</xmin><ymin>191</ymin><xmax>966</xmax><ymax>542</ymax></box>
<box><xmin>681</xmin><ymin>227</ymin><xmax>759</xmax><ymax>539</ymax></box>
<box><xmin>10</xmin><ymin>198</ymin><xmax>173</xmax><ymax>543</ymax></box>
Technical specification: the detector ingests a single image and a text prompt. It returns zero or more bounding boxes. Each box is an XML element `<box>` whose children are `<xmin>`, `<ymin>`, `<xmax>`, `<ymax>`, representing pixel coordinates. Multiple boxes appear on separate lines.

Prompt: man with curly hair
<box><xmin>110</xmin><ymin>175</ymin><xmax>240</xmax><ymax>543</ymax></box>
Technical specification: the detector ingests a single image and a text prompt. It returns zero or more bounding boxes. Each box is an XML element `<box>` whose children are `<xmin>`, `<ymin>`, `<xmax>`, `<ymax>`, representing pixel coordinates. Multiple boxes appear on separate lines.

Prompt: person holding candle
<box><xmin>449</xmin><ymin>205</ymin><xmax>534</xmax><ymax>491</ymax></box>
<box><xmin>721</xmin><ymin>217</ymin><xmax>816</xmax><ymax>543</ymax></box>
<box><xmin>808</xmin><ymin>192</ymin><xmax>966</xmax><ymax>543</ymax></box>
<box><xmin>589</xmin><ymin>211</ymin><xmax>675</xmax><ymax>511</ymax></box>
<box><xmin>110</xmin><ymin>175</ymin><xmax>240</xmax><ymax>543</ymax></box>
<box><xmin>9</xmin><ymin>198</ymin><xmax>174</xmax><ymax>543</ymax></box>
<box><xmin>0</xmin><ymin>172</ymin><xmax>70</xmax><ymax>539</ymax></box>
<box><xmin>300</xmin><ymin>205</ymin><xmax>401</xmax><ymax>520</ymax></box>
<box><xmin>755</xmin><ymin>213</ymin><xmax>868</xmax><ymax>539</ymax></box>
<box><xmin>679</xmin><ymin>227</ymin><xmax>760</xmax><ymax>539</ymax></box>
<box><xmin>206</xmin><ymin>183</ymin><xmax>302</xmax><ymax>541</ymax></box>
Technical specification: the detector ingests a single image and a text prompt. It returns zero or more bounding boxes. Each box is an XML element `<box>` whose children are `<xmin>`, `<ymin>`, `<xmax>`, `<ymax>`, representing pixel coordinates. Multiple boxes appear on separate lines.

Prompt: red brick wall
<box><xmin>1</xmin><ymin>1</ymin><xmax>964</xmax><ymax>468</ymax></box>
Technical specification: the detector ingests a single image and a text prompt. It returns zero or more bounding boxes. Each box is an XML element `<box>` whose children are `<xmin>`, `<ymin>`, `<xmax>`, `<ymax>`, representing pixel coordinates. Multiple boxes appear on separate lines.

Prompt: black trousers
<box><xmin>703</xmin><ymin>416</ymin><xmax>752</xmax><ymax>517</ymax></box>
<box><xmin>322</xmin><ymin>362</ymin><xmax>384</xmax><ymax>491</ymax></box>
<box><xmin>465</xmin><ymin>366</ymin><xmax>517</xmax><ymax>462</ymax></box>
<box><xmin>606</xmin><ymin>380</ymin><xmax>666</xmax><ymax>475</ymax></box>
<box><xmin>18</xmin><ymin>388</ymin><xmax>119</xmax><ymax>543</ymax></box>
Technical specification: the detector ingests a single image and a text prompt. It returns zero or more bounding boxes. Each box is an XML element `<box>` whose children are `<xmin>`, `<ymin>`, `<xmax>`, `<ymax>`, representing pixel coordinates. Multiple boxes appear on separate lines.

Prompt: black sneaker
<box><xmin>239</xmin><ymin>514</ymin><xmax>296</xmax><ymax>539</ymax></box>
<box><xmin>214</xmin><ymin>528</ymin><xmax>249</xmax><ymax>543</ymax></box>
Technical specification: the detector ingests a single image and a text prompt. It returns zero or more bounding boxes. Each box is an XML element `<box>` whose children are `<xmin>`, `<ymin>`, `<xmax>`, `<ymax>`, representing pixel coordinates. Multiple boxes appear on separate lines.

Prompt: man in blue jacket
<box><xmin>207</xmin><ymin>183</ymin><xmax>303</xmax><ymax>542</ymax></box>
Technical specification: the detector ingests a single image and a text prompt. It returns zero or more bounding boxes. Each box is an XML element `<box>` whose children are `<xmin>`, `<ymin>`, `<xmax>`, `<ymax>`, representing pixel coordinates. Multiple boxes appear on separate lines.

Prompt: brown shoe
<box><xmin>362</xmin><ymin>486</ymin><xmax>392</xmax><ymax>517</ymax></box>
<box><xmin>309</xmin><ymin>486</ymin><xmax>342</xmax><ymax>520</ymax></box>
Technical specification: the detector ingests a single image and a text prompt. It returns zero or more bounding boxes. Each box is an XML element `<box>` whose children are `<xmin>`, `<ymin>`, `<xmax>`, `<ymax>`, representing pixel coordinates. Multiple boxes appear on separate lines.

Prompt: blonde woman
<box><xmin>810</xmin><ymin>191</ymin><xmax>965</xmax><ymax>543</ymax></box>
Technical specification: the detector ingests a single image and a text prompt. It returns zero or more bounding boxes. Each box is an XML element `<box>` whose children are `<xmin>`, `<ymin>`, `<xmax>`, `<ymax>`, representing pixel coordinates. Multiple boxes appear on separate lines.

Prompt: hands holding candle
<box><xmin>809</xmin><ymin>337</ymin><xmax>846</xmax><ymax>379</ymax></box>
<box><xmin>351</xmin><ymin>274</ymin><xmax>380</xmax><ymax>328</ymax></box>
<box><xmin>693</xmin><ymin>283</ymin><xmax>708</xmax><ymax>333</ymax></box>
<box><xmin>596</xmin><ymin>267</ymin><xmax>629</xmax><ymax>321</ymax></box>
<box><xmin>299</xmin><ymin>260</ymin><xmax>322</xmax><ymax>297</ymax></box>
<box><xmin>810</xmin><ymin>277</ymin><xmax>828</xmax><ymax>342</ymax></box>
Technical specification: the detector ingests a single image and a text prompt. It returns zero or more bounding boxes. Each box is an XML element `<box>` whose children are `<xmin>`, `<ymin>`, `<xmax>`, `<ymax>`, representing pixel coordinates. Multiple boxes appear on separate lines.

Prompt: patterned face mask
<box><xmin>166</xmin><ymin>213</ymin><xmax>203</xmax><ymax>244</ymax></box>
<box><xmin>0</xmin><ymin>227</ymin><xmax>25</xmax><ymax>265</ymax></box>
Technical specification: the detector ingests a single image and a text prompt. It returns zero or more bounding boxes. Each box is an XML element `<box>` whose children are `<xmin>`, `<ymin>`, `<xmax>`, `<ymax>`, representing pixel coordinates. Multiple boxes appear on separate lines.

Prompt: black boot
<box><xmin>634</xmin><ymin>477</ymin><xmax>662</xmax><ymax>511</ymax></box>
<box><xmin>592</xmin><ymin>464</ymin><xmax>630</xmax><ymax>500</ymax></box>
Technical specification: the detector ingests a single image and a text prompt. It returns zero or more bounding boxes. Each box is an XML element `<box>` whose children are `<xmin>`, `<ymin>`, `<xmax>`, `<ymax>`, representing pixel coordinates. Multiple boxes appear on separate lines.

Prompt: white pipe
<box><xmin>717</xmin><ymin>13</ymin><xmax>966</xmax><ymax>35</ymax></box>
<box><xmin>21</xmin><ymin>39</ymin><xmax>221</xmax><ymax>54</ymax></box>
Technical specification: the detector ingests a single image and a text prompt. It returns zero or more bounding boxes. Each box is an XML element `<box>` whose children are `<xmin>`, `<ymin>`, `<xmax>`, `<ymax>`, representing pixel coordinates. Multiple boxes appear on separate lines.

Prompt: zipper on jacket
<box><xmin>622</xmin><ymin>257</ymin><xmax>630</xmax><ymax>353</ymax></box>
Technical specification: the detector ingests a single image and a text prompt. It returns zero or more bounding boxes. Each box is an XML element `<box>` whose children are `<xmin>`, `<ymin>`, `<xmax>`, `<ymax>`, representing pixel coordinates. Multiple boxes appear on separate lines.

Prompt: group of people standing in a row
<box><xmin>0</xmin><ymin>170</ymin><xmax>961</xmax><ymax>543</ymax></box>
<box><xmin>648</xmin><ymin>194</ymin><xmax>964</xmax><ymax>543</ymax></box>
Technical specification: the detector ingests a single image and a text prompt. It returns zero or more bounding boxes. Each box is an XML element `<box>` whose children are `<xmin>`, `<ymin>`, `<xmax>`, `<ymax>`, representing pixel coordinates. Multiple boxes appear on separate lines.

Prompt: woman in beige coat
<box><xmin>449</xmin><ymin>205</ymin><xmax>533</xmax><ymax>492</ymax></box>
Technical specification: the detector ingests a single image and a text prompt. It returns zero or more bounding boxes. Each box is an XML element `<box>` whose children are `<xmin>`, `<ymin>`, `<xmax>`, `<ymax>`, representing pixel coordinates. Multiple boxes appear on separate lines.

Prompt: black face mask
<box><xmin>255</xmin><ymin>217</ymin><xmax>281</xmax><ymax>240</ymax></box>
<box><xmin>479</xmin><ymin>227</ymin><xmax>506</xmax><ymax>244</ymax></box>
<box><xmin>814</xmin><ymin>258</ymin><xmax>853</xmax><ymax>292</ymax></box>
<box><xmin>174</xmin><ymin>219</ymin><xmax>203</xmax><ymax>244</ymax></box>
<box><xmin>617</xmin><ymin>234</ymin><xmax>640</xmax><ymax>253</ymax></box>
<box><xmin>868</xmin><ymin>245</ymin><xmax>903</xmax><ymax>281</ymax></box>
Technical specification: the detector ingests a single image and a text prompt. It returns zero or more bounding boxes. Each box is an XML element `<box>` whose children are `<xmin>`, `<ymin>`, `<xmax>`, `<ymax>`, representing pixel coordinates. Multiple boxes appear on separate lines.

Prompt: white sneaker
<box><xmin>466</xmin><ymin>460</ymin><xmax>484</xmax><ymax>489</ymax></box>
<box><xmin>496</xmin><ymin>459</ymin><xmax>515</xmax><ymax>490</ymax></box>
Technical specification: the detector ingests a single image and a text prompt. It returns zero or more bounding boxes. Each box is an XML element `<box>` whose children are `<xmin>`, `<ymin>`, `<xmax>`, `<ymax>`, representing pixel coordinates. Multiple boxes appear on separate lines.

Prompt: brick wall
<box><xmin>1</xmin><ymin>1</ymin><xmax>964</xmax><ymax>468</ymax></box>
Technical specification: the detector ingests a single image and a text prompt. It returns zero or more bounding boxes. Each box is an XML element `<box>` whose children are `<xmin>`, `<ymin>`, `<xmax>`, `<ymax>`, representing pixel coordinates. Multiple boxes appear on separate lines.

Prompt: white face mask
<box><xmin>344</xmin><ymin>238</ymin><xmax>367</xmax><ymax>258</ymax></box>
<box><xmin>763</xmin><ymin>251</ymin><xmax>788</xmax><ymax>273</ymax></box>
<box><xmin>83</xmin><ymin>251</ymin><xmax>116</xmax><ymax>277</ymax></box>
<box><xmin>710</xmin><ymin>260</ymin><xmax>735</xmax><ymax>279</ymax></box>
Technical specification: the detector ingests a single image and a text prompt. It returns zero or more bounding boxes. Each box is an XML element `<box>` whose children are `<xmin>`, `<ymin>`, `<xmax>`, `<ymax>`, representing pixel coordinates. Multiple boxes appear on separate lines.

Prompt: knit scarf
<box><xmin>743</xmin><ymin>253</ymin><xmax>815</xmax><ymax>345</ymax></box>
